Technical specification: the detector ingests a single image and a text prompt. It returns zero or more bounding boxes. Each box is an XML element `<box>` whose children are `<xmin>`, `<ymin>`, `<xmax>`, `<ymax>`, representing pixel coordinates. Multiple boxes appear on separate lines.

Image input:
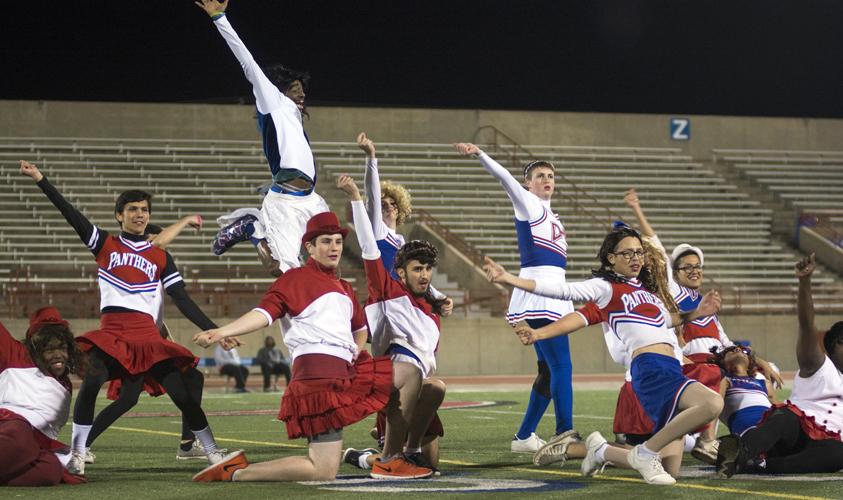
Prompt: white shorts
<box><xmin>260</xmin><ymin>190</ymin><xmax>329</xmax><ymax>273</ymax></box>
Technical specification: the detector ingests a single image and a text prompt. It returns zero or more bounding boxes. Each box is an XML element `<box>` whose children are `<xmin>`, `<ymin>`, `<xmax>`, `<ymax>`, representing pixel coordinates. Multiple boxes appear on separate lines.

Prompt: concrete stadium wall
<box><xmin>4</xmin><ymin>313</ymin><xmax>839</xmax><ymax>376</ymax></box>
<box><xmin>3</xmin><ymin>100</ymin><xmax>843</xmax><ymax>158</ymax></box>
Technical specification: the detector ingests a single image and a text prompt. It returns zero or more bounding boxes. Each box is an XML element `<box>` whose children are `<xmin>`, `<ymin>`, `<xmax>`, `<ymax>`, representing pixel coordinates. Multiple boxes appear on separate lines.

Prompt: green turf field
<box><xmin>4</xmin><ymin>387</ymin><xmax>838</xmax><ymax>499</ymax></box>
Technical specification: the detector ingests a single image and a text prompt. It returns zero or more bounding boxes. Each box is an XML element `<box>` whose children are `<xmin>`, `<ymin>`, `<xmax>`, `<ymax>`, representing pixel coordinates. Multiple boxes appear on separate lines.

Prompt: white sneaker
<box><xmin>511</xmin><ymin>433</ymin><xmax>546</xmax><ymax>454</ymax></box>
<box><xmin>205</xmin><ymin>448</ymin><xmax>233</xmax><ymax>465</ymax></box>
<box><xmin>580</xmin><ymin>431</ymin><xmax>607</xmax><ymax>476</ymax></box>
<box><xmin>627</xmin><ymin>445</ymin><xmax>676</xmax><ymax>485</ymax></box>
<box><xmin>84</xmin><ymin>447</ymin><xmax>96</xmax><ymax>464</ymax></box>
<box><xmin>177</xmin><ymin>440</ymin><xmax>227</xmax><ymax>460</ymax></box>
<box><xmin>67</xmin><ymin>451</ymin><xmax>86</xmax><ymax>475</ymax></box>
<box><xmin>533</xmin><ymin>429</ymin><xmax>582</xmax><ymax>466</ymax></box>
<box><xmin>691</xmin><ymin>437</ymin><xmax>719</xmax><ymax>465</ymax></box>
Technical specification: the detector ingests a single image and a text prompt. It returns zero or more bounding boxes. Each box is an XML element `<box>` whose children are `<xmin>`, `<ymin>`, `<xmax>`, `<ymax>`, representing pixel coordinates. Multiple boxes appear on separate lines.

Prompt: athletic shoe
<box><xmin>510</xmin><ymin>432</ymin><xmax>546</xmax><ymax>454</ymax></box>
<box><xmin>192</xmin><ymin>450</ymin><xmax>249</xmax><ymax>482</ymax></box>
<box><xmin>627</xmin><ymin>445</ymin><xmax>676</xmax><ymax>485</ymax></box>
<box><xmin>212</xmin><ymin>215</ymin><xmax>257</xmax><ymax>256</ymax></box>
<box><xmin>580</xmin><ymin>431</ymin><xmax>607</xmax><ymax>477</ymax></box>
<box><xmin>533</xmin><ymin>429</ymin><xmax>582</xmax><ymax>466</ymax></box>
<box><xmin>715</xmin><ymin>435</ymin><xmax>745</xmax><ymax>479</ymax></box>
<box><xmin>342</xmin><ymin>447</ymin><xmax>379</xmax><ymax>469</ymax></box>
<box><xmin>84</xmin><ymin>447</ymin><xmax>96</xmax><ymax>464</ymax></box>
<box><xmin>177</xmin><ymin>440</ymin><xmax>228</xmax><ymax>460</ymax></box>
<box><xmin>691</xmin><ymin>436</ymin><xmax>719</xmax><ymax>465</ymax></box>
<box><xmin>405</xmin><ymin>451</ymin><xmax>441</xmax><ymax>476</ymax></box>
<box><xmin>370</xmin><ymin>456</ymin><xmax>433</xmax><ymax>480</ymax></box>
<box><xmin>67</xmin><ymin>451</ymin><xmax>86</xmax><ymax>476</ymax></box>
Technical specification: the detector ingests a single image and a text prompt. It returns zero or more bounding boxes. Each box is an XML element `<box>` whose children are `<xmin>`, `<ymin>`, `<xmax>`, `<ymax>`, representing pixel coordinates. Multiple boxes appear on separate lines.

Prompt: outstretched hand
<box><xmin>624</xmin><ymin>188</ymin><xmax>640</xmax><ymax>209</ymax></box>
<box><xmin>184</xmin><ymin>214</ymin><xmax>203</xmax><ymax>231</ymax></box>
<box><xmin>795</xmin><ymin>253</ymin><xmax>816</xmax><ymax>279</ymax></box>
<box><xmin>483</xmin><ymin>256</ymin><xmax>508</xmax><ymax>283</ymax></box>
<box><xmin>19</xmin><ymin>160</ymin><xmax>44</xmax><ymax>182</ymax></box>
<box><xmin>194</xmin><ymin>0</ymin><xmax>228</xmax><ymax>17</ymax></box>
<box><xmin>697</xmin><ymin>290</ymin><xmax>722</xmax><ymax>317</ymax></box>
<box><xmin>453</xmin><ymin>143</ymin><xmax>481</xmax><ymax>156</ymax></box>
<box><xmin>514</xmin><ymin>322</ymin><xmax>539</xmax><ymax>345</ymax></box>
<box><xmin>336</xmin><ymin>175</ymin><xmax>362</xmax><ymax>201</ymax></box>
<box><xmin>357</xmin><ymin>132</ymin><xmax>376</xmax><ymax>158</ymax></box>
<box><xmin>193</xmin><ymin>329</ymin><xmax>225</xmax><ymax>348</ymax></box>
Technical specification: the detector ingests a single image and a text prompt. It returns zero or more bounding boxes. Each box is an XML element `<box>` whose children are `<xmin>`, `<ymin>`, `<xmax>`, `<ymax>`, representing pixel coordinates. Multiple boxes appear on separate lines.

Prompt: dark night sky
<box><xmin>3</xmin><ymin>1</ymin><xmax>842</xmax><ymax>118</ymax></box>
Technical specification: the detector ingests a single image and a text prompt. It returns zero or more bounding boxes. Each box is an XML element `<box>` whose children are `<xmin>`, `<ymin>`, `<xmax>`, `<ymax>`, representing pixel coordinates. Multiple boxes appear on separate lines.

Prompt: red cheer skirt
<box><xmin>613</xmin><ymin>381</ymin><xmax>655</xmax><ymax>436</ymax></box>
<box><xmin>77</xmin><ymin>312</ymin><xmax>196</xmax><ymax>378</ymax></box>
<box><xmin>278</xmin><ymin>351</ymin><xmax>393</xmax><ymax>439</ymax></box>
<box><xmin>759</xmin><ymin>402</ymin><xmax>842</xmax><ymax>442</ymax></box>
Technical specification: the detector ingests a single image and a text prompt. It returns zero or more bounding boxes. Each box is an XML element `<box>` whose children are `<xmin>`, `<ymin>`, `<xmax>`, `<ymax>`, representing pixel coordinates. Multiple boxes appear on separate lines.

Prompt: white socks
<box><xmin>71</xmin><ymin>423</ymin><xmax>92</xmax><ymax>453</ymax></box>
<box><xmin>594</xmin><ymin>443</ymin><xmax>609</xmax><ymax>463</ymax></box>
<box><xmin>404</xmin><ymin>446</ymin><xmax>422</xmax><ymax>455</ymax></box>
<box><xmin>193</xmin><ymin>426</ymin><xmax>219</xmax><ymax>454</ymax></box>
<box><xmin>358</xmin><ymin>452</ymin><xmax>373</xmax><ymax>469</ymax></box>
<box><xmin>638</xmin><ymin>444</ymin><xmax>659</xmax><ymax>458</ymax></box>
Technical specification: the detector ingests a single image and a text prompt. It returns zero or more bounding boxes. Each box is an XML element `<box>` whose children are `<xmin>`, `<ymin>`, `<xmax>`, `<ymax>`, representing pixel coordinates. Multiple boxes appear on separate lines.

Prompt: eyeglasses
<box><xmin>613</xmin><ymin>249</ymin><xmax>646</xmax><ymax>262</ymax></box>
<box><xmin>677</xmin><ymin>264</ymin><xmax>703</xmax><ymax>274</ymax></box>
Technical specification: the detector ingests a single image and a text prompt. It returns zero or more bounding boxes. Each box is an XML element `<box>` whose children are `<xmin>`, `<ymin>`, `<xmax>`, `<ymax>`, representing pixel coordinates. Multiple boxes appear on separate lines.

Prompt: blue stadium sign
<box><xmin>670</xmin><ymin>117</ymin><xmax>691</xmax><ymax>141</ymax></box>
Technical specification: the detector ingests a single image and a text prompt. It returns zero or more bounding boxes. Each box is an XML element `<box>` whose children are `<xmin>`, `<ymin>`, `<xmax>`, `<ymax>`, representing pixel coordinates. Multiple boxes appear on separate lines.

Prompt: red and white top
<box><xmin>0</xmin><ymin>322</ymin><xmax>70</xmax><ymax>441</ymax></box>
<box><xmin>351</xmin><ymin>201</ymin><xmax>441</xmax><ymax>377</ymax></box>
<box><xmin>790</xmin><ymin>357</ymin><xmax>843</xmax><ymax>438</ymax></box>
<box><xmin>536</xmin><ymin>277</ymin><xmax>678</xmax><ymax>355</ymax></box>
<box><xmin>94</xmin><ymin>232</ymin><xmax>179</xmax><ymax>318</ymax></box>
<box><xmin>253</xmin><ymin>258</ymin><xmax>367</xmax><ymax>363</ymax></box>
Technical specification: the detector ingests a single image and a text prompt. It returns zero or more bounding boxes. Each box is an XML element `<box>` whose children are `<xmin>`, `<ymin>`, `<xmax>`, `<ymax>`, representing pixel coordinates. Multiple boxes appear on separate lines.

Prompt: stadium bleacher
<box><xmin>1</xmin><ymin>137</ymin><xmax>841</xmax><ymax>318</ymax></box>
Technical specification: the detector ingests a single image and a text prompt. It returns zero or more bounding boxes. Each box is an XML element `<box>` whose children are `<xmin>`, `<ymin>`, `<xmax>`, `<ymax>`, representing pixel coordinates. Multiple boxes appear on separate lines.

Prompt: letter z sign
<box><xmin>670</xmin><ymin>118</ymin><xmax>690</xmax><ymax>141</ymax></box>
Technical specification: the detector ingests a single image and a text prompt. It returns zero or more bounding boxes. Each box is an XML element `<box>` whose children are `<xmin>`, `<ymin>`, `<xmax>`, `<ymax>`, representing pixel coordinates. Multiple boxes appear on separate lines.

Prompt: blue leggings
<box><xmin>516</xmin><ymin>318</ymin><xmax>574</xmax><ymax>439</ymax></box>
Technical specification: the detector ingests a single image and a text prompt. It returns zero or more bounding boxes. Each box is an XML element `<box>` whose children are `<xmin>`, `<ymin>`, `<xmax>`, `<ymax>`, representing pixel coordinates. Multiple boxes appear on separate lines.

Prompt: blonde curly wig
<box><xmin>641</xmin><ymin>236</ymin><xmax>679</xmax><ymax>315</ymax></box>
<box><xmin>380</xmin><ymin>180</ymin><xmax>412</xmax><ymax>226</ymax></box>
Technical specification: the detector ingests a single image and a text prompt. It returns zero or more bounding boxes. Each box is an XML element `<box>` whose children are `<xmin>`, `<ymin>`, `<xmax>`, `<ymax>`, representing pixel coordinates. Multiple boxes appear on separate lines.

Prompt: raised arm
<box><xmin>21</xmin><ymin>160</ymin><xmax>104</xmax><ymax>255</ymax></box>
<box><xmin>454</xmin><ymin>143</ymin><xmax>542</xmax><ymax>221</ymax></box>
<box><xmin>358</xmin><ymin>133</ymin><xmax>387</xmax><ymax>235</ymax></box>
<box><xmin>337</xmin><ymin>175</ymin><xmax>380</xmax><ymax>260</ymax></box>
<box><xmin>795</xmin><ymin>254</ymin><xmax>825</xmax><ymax>376</ymax></box>
<box><xmin>150</xmin><ymin>215</ymin><xmax>203</xmax><ymax>249</ymax></box>
<box><xmin>624</xmin><ymin>188</ymin><xmax>656</xmax><ymax>238</ymax></box>
<box><xmin>196</xmin><ymin>0</ymin><xmax>286</xmax><ymax>114</ymax></box>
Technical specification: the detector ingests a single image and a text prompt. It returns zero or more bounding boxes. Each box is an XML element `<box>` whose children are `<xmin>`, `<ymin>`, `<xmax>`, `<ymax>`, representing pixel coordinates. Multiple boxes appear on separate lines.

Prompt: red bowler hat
<box><xmin>301</xmin><ymin>211</ymin><xmax>349</xmax><ymax>245</ymax></box>
<box><xmin>27</xmin><ymin>306</ymin><xmax>70</xmax><ymax>338</ymax></box>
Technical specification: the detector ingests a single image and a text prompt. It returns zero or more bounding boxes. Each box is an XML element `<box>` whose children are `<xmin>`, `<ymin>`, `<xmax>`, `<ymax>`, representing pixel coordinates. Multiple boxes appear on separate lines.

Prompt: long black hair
<box><xmin>591</xmin><ymin>226</ymin><xmax>659</xmax><ymax>294</ymax></box>
<box><xmin>394</xmin><ymin>240</ymin><xmax>446</xmax><ymax>315</ymax></box>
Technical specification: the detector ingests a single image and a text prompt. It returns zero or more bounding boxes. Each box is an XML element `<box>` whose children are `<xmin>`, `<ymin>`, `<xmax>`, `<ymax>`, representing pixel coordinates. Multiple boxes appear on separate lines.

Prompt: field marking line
<box><xmin>110</xmin><ymin>425</ymin><xmax>305</xmax><ymax>449</ymax></box>
<box><xmin>455</xmin><ymin>408</ymin><xmax>613</xmax><ymax>420</ymax></box>
<box><xmin>509</xmin><ymin>467</ymin><xmax>831</xmax><ymax>500</ymax></box>
<box><xmin>111</xmin><ymin>425</ymin><xmax>830</xmax><ymax>499</ymax></box>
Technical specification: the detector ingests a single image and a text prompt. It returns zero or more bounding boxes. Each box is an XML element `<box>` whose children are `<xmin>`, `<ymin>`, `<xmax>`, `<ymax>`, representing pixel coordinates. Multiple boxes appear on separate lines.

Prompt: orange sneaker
<box><xmin>192</xmin><ymin>450</ymin><xmax>249</xmax><ymax>482</ymax></box>
<box><xmin>370</xmin><ymin>456</ymin><xmax>433</xmax><ymax>480</ymax></box>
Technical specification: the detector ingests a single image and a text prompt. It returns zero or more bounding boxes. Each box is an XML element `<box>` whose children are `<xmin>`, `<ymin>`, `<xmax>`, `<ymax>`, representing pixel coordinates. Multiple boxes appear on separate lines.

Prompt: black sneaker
<box><xmin>342</xmin><ymin>447</ymin><xmax>379</xmax><ymax>469</ymax></box>
<box><xmin>715</xmin><ymin>435</ymin><xmax>746</xmax><ymax>478</ymax></box>
<box><xmin>212</xmin><ymin>215</ymin><xmax>257</xmax><ymax>256</ymax></box>
<box><xmin>405</xmin><ymin>451</ymin><xmax>440</xmax><ymax>476</ymax></box>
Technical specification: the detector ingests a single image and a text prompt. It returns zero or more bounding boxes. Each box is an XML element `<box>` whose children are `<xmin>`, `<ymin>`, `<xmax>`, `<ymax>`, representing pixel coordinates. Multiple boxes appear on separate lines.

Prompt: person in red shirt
<box><xmin>0</xmin><ymin>307</ymin><xmax>86</xmax><ymax>486</ymax></box>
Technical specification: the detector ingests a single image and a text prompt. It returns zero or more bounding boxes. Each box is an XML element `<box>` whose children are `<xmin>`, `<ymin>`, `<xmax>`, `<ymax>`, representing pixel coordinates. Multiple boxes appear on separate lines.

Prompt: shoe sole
<box><xmin>690</xmin><ymin>448</ymin><xmax>718</xmax><ymax>465</ymax></box>
<box><xmin>370</xmin><ymin>471</ymin><xmax>433</xmax><ymax>480</ymax></box>
<box><xmin>715</xmin><ymin>437</ymin><xmax>739</xmax><ymax>479</ymax></box>
<box><xmin>192</xmin><ymin>450</ymin><xmax>245</xmax><ymax>482</ymax></box>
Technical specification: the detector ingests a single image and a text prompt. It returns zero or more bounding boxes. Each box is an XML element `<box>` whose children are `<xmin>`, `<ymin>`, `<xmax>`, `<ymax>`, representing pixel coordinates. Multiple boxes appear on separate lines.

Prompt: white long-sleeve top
<box><xmin>477</xmin><ymin>151</ymin><xmax>570</xmax><ymax>324</ymax></box>
<box><xmin>535</xmin><ymin>276</ymin><xmax>678</xmax><ymax>355</ymax></box>
<box><xmin>213</xmin><ymin>14</ymin><xmax>315</xmax><ymax>185</ymax></box>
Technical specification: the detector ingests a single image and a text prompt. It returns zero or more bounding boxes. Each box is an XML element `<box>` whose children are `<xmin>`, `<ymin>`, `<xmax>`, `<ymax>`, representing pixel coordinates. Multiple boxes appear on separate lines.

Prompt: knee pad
<box><xmin>532</xmin><ymin>361</ymin><xmax>551</xmax><ymax>399</ymax></box>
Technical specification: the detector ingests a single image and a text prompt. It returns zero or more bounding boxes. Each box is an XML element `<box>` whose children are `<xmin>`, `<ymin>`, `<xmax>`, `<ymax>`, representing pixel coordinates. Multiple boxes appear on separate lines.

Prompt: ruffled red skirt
<box><xmin>77</xmin><ymin>312</ymin><xmax>196</xmax><ymax>378</ymax></box>
<box><xmin>278</xmin><ymin>351</ymin><xmax>393</xmax><ymax>439</ymax></box>
<box><xmin>759</xmin><ymin>402</ymin><xmax>841</xmax><ymax>441</ymax></box>
<box><xmin>613</xmin><ymin>381</ymin><xmax>654</xmax><ymax>436</ymax></box>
